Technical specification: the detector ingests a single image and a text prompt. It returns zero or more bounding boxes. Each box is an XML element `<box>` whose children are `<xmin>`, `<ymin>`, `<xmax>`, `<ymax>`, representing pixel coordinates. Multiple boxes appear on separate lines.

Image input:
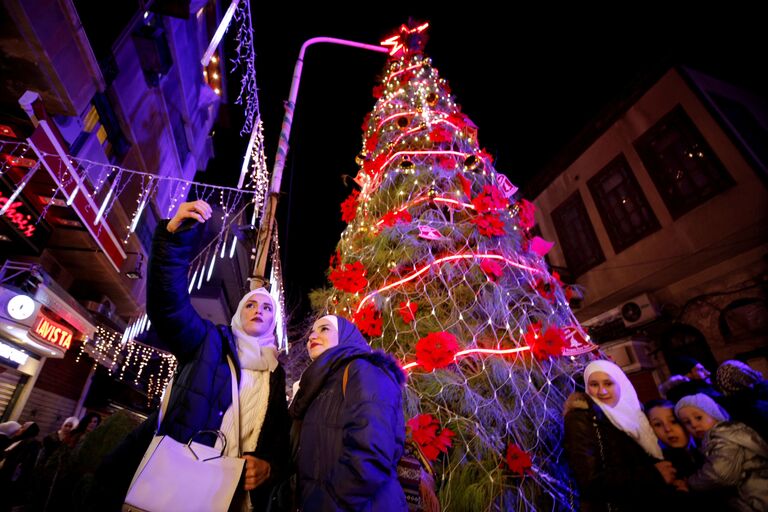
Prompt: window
<box><xmin>588</xmin><ymin>154</ymin><xmax>660</xmax><ymax>253</ymax></box>
<box><xmin>719</xmin><ymin>298</ymin><xmax>768</xmax><ymax>342</ymax></box>
<box><xmin>634</xmin><ymin>106</ymin><xmax>734</xmax><ymax>219</ymax></box>
<box><xmin>551</xmin><ymin>191</ymin><xmax>605</xmax><ymax>277</ymax></box>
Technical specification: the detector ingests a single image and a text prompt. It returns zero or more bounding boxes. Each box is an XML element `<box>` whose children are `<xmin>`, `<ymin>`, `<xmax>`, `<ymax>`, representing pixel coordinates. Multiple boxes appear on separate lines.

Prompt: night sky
<box><xmin>204</xmin><ymin>5</ymin><xmax>764</xmax><ymax>321</ymax></box>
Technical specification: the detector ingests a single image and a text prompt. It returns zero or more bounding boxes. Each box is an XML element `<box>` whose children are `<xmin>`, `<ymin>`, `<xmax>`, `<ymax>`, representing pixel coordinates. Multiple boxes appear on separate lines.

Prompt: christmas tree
<box><xmin>311</xmin><ymin>22</ymin><xmax>597</xmax><ymax>511</ymax></box>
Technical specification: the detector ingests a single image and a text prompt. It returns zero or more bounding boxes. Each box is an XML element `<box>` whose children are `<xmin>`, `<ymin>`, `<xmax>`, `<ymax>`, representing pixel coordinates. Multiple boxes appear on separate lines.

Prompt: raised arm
<box><xmin>146</xmin><ymin>200</ymin><xmax>213</xmax><ymax>359</ymax></box>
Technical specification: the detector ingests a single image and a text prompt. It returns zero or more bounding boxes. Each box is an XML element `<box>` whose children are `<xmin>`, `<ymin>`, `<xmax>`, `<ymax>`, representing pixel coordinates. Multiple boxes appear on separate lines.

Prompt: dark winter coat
<box><xmin>89</xmin><ymin>220</ymin><xmax>290</xmax><ymax>510</ymax></box>
<box><xmin>563</xmin><ymin>392</ymin><xmax>676</xmax><ymax>512</ymax></box>
<box><xmin>289</xmin><ymin>318</ymin><xmax>407</xmax><ymax>512</ymax></box>
<box><xmin>720</xmin><ymin>383</ymin><xmax>768</xmax><ymax>443</ymax></box>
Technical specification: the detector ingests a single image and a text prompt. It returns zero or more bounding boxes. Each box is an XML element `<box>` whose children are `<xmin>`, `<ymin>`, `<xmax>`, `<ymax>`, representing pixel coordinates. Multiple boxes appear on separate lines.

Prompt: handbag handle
<box><xmin>157</xmin><ymin>355</ymin><xmax>241</xmax><ymax>456</ymax></box>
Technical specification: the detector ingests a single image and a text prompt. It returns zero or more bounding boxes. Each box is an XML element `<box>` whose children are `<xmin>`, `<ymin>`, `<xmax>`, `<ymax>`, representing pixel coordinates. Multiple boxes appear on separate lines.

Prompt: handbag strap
<box><xmin>226</xmin><ymin>356</ymin><xmax>241</xmax><ymax>457</ymax></box>
<box><xmin>156</xmin><ymin>356</ymin><xmax>241</xmax><ymax>456</ymax></box>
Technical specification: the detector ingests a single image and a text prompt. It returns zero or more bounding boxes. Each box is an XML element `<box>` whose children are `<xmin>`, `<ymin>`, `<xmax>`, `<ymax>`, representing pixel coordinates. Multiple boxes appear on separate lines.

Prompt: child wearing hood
<box><xmin>675</xmin><ymin>393</ymin><xmax>768</xmax><ymax>511</ymax></box>
<box><xmin>289</xmin><ymin>315</ymin><xmax>407</xmax><ymax>511</ymax></box>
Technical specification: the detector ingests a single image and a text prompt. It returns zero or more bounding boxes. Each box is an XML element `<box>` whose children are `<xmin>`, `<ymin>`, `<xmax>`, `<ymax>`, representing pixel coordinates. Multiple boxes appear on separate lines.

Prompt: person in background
<box><xmin>37</xmin><ymin>416</ymin><xmax>79</xmax><ymax>470</ymax></box>
<box><xmin>70</xmin><ymin>412</ymin><xmax>101</xmax><ymax>447</ymax></box>
<box><xmin>0</xmin><ymin>421</ymin><xmax>41</xmax><ymax>511</ymax></box>
<box><xmin>563</xmin><ymin>360</ymin><xmax>679</xmax><ymax>511</ymax></box>
<box><xmin>716</xmin><ymin>360</ymin><xmax>768</xmax><ymax>442</ymax></box>
<box><xmin>665</xmin><ymin>356</ymin><xmax>721</xmax><ymax>404</ymax></box>
<box><xmin>675</xmin><ymin>393</ymin><xmax>768</xmax><ymax>511</ymax></box>
<box><xmin>289</xmin><ymin>314</ymin><xmax>406</xmax><ymax>511</ymax></box>
<box><xmin>0</xmin><ymin>422</ymin><xmax>21</xmax><ymax>453</ymax></box>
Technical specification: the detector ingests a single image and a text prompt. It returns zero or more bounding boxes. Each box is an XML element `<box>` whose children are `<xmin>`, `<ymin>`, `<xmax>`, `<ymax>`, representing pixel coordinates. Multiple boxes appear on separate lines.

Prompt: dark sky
<box><xmin>208</xmin><ymin>5</ymin><xmax>764</xmax><ymax>321</ymax></box>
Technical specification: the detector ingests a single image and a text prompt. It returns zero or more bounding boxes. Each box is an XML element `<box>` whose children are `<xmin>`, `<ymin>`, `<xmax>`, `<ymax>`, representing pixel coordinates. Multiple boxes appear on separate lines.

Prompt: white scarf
<box><xmin>219</xmin><ymin>288</ymin><xmax>278</xmax><ymax>458</ymax></box>
<box><xmin>584</xmin><ymin>360</ymin><xmax>663</xmax><ymax>459</ymax></box>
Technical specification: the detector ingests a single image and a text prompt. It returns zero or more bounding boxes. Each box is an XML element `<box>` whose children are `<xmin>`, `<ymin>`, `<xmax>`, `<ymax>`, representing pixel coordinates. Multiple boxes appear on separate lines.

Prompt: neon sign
<box><xmin>30</xmin><ymin>313</ymin><xmax>73</xmax><ymax>350</ymax></box>
<box><xmin>0</xmin><ymin>190</ymin><xmax>36</xmax><ymax>237</ymax></box>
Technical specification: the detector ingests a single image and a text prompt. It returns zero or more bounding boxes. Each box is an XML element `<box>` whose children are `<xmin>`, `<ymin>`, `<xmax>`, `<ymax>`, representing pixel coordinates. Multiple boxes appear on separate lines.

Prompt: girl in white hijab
<box><xmin>584</xmin><ymin>360</ymin><xmax>663</xmax><ymax>459</ymax></box>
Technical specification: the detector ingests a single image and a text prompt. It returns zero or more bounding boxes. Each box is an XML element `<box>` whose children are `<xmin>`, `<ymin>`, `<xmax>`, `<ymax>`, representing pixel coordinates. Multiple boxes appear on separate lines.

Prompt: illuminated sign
<box><xmin>0</xmin><ymin>190</ymin><xmax>35</xmax><ymax>237</ymax></box>
<box><xmin>0</xmin><ymin>340</ymin><xmax>29</xmax><ymax>365</ymax></box>
<box><xmin>30</xmin><ymin>313</ymin><xmax>73</xmax><ymax>350</ymax></box>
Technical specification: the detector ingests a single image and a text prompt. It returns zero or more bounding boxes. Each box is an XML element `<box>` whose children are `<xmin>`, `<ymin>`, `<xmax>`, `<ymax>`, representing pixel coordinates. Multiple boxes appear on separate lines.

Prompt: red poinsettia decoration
<box><xmin>456</xmin><ymin>173</ymin><xmax>472</xmax><ymax>199</ymax></box>
<box><xmin>446</xmin><ymin>112</ymin><xmax>468</xmax><ymax>130</ymax></box>
<box><xmin>477</xmin><ymin>148</ymin><xmax>494</xmax><ymax>164</ymax></box>
<box><xmin>365</xmin><ymin>133</ymin><xmax>379</xmax><ymax>154</ymax></box>
<box><xmin>380</xmin><ymin>209</ymin><xmax>412</xmax><ymax>228</ymax></box>
<box><xmin>516</xmin><ymin>199</ymin><xmax>536</xmax><ymax>230</ymax></box>
<box><xmin>340</xmin><ymin>190</ymin><xmax>360</xmax><ymax>223</ymax></box>
<box><xmin>415</xmin><ymin>331</ymin><xmax>460</xmax><ymax>372</ymax></box>
<box><xmin>504</xmin><ymin>443</ymin><xmax>532</xmax><ymax>475</ymax></box>
<box><xmin>372</xmin><ymin>84</ymin><xmax>385</xmax><ymax>99</ymax></box>
<box><xmin>470</xmin><ymin>212</ymin><xmax>506</xmax><ymax>237</ymax></box>
<box><xmin>436</xmin><ymin>154</ymin><xmax>456</xmax><ymax>171</ymax></box>
<box><xmin>398</xmin><ymin>301</ymin><xmax>418</xmax><ymax>323</ymax></box>
<box><xmin>480</xmin><ymin>258</ymin><xmax>504</xmax><ymax>282</ymax></box>
<box><xmin>534</xmin><ymin>271</ymin><xmax>565</xmax><ymax>302</ymax></box>
<box><xmin>527</xmin><ymin>324</ymin><xmax>567</xmax><ymax>360</ymax></box>
<box><xmin>329</xmin><ymin>260</ymin><xmax>368</xmax><ymax>293</ymax></box>
<box><xmin>472</xmin><ymin>184</ymin><xmax>507</xmax><ymax>213</ymax></box>
<box><xmin>407</xmin><ymin>414</ymin><xmax>455</xmax><ymax>462</ymax></box>
<box><xmin>352</xmin><ymin>303</ymin><xmax>382</xmax><ymax>337</ymax></box>
<box><xmin>429</xmin><ymin>125</ymin><xmax>453</xmax><ymax>143</ymax></box>
<box><xmin>363</xmin><ymin>153</ymin><xmax>388</xmax><ymax>178</ymax></box>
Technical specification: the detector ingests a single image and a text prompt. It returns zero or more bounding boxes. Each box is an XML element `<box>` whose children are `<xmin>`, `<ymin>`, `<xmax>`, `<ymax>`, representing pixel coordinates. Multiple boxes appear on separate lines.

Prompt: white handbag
<box><xmin>123</xmin><ymin>357</ymin><xmax>245</xmax><ymax>512</ymax></box>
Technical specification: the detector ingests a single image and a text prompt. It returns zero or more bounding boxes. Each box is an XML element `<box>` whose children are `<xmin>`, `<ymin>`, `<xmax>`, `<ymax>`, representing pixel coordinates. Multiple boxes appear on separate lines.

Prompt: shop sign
<box><xmin>30</xmin><ymin>312</ymin><xmax>73</xmax><ymax>350</ymax></box>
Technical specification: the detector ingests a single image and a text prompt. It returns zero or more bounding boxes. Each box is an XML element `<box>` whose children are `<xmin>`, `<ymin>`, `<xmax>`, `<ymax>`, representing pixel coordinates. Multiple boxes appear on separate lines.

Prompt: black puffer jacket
<box><xmin>289</xmin><ymin>317</ymin><xmax>406</xmax><ymax>512</ymax></box>
<box><xmin>563</xmin><ymin>392</ymin><xmax>673</xmax><ymax>512</ymax></box>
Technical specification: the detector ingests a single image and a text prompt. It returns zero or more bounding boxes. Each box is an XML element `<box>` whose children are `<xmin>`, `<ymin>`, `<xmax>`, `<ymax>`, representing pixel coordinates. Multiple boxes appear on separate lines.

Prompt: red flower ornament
<box><xmin>398</xmin><ymin>301</ymin><xmax>418</xmax><ymax>323</ymax></box>
<box><xmin>415</xmin><ymin>331</ymin><xmax>460</xmax><ymax>371</ymax></box>
<box><xmin>352</xmin><ymin>303</ymin><xmax>382</xmax><ymax>337</ymax></box>
<box><xmin>480</xmin><ymin>259</ymin><xmax>504</xmax><ymax>282</ymax></box>
<box><xmin>329</xmin><ymin>260</ymin><xmax>368</xmax><ymax>293</ymax></box>
<box><xmin>407</xmin><ymin>414</ymin><xmax>454</xmax><ymax>462</ymax></box>
<box><xmin>504</xmin><ymin>443</ymin><xmax>532</xmax><ymax>475</ymax></box>
<box><xmin>516</xmin><ymin>199</ymin><xmax>536</xmax><ymax>230</ymax></box>
<box><xmin>340</xmin><ymin>190</ymin><xmax>360</xmax><ymax>223</ymax></box>
<box><xmin>470</xmin><ymin>212</ymin><xmax>506</xmax><ymax>237</ymax></box>
<box><xmin>528</xmin><ymin>325</ymin><xmax>567</xmax><ymax>360</ymax></box>
<box><xmin>472</xmin><ymin>184</ymin><xmax>507</xmax><ymax>213</ymax></box>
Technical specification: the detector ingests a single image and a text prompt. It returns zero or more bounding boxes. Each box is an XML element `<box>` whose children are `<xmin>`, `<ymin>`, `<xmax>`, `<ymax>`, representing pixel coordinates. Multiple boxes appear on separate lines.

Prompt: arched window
<box><xmin>661</xmin><ymin>323</ymin><xmax>717</xmax><ymax>373</ymax></box>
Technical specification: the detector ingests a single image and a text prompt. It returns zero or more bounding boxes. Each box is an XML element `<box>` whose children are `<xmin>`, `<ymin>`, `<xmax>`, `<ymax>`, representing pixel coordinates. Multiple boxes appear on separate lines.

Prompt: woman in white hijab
<box><xmin>94</xmin><ymin>200</ymin><xmax>291</xmax><ymax>511</ymax></box>
<box><xmin>563</xmin><ymin>359</ymin><xmax>680</xmax><ymax>511</ymax></box>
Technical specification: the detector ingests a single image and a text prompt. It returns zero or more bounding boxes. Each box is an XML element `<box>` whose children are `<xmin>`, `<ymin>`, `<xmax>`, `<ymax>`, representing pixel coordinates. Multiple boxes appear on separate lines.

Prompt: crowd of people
<box><xmin>2</xmin><ymin>199</ymin><xmax>766</xmax><ymax>511</ymax></box>
<box><xmin>0</xmin><ymin>412</ymin><xmax>101</xmax><ymax>510</ymax></box>
<box><xmin>564</xmin><ymin>357</ymin><xmax>768</xmax><ymax>511</ymax></box>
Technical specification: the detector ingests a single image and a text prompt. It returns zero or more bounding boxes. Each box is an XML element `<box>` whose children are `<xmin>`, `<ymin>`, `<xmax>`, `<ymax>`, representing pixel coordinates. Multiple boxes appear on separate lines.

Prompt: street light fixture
<box><xmin>249</xmin><ymin>37</ymin><xmax>388</xmax><ymax>289</ymax></box>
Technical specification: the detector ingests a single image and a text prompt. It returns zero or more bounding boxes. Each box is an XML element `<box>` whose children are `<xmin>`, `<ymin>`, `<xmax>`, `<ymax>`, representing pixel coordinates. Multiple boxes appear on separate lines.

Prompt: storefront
<box><xmin>0</xmin><ymin>263</ymin><xmax>96</xmax><ymax>424</ymax></box>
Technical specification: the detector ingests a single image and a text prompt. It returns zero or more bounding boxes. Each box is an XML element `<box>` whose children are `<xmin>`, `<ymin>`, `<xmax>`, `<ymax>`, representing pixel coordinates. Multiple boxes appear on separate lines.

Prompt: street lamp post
<box><xmin>249</xmin><ymin>37</ymin><xmax>388</xmax><ymax>289</ymax></box>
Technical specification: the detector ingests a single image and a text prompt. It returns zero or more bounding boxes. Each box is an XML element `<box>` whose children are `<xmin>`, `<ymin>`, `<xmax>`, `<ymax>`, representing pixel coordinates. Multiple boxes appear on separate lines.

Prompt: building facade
<box><xmin>530</xmin><ymin>67</ymin><xmax>768</xmax><ymax>400</ymax></box>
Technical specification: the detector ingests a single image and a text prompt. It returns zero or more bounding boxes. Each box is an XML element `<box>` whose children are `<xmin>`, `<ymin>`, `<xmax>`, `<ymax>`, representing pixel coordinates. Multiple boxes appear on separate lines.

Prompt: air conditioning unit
<box><xmin>620</xmin><ymin>293</ymin><xmax>659</xmax><ymax>328</ymax></box>
<box><xmin>601</xmin><ymin>339</ymin><xmax>655</xmax><ymax>373</ymax></box>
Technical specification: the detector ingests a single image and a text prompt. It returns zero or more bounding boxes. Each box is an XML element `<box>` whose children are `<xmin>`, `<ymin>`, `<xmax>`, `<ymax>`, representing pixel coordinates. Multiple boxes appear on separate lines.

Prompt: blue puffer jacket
<box><xmin>289</xmin><ymin>317</ymin><xmax>407</xmax><ymax>512</ymax></box>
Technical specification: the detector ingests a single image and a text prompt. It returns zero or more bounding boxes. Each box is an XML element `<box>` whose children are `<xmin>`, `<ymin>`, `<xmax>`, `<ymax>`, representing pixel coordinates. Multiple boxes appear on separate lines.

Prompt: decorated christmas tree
<box><xmin>310</xmin><ymin>22</ymin><xmax>597</xmax><ymax>510</ymax></box>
